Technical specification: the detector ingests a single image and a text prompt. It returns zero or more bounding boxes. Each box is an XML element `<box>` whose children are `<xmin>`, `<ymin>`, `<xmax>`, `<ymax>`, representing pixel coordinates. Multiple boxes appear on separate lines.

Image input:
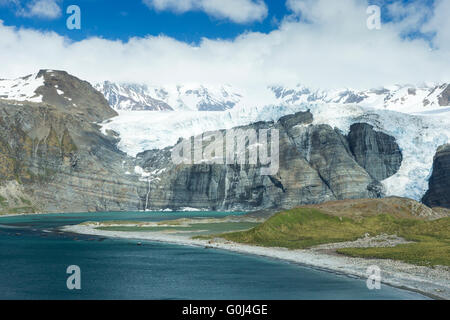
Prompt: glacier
<box><xmin>100</xmin><ymin>94</ymin><xmax>450</xmax><ymax>202</ymax></box>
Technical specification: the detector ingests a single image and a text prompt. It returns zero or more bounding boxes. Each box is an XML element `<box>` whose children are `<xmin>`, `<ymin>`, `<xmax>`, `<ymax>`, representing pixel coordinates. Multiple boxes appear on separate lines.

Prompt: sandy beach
<box><xmin>63</xmin><ymin>224</ymin><xmax>450</xmax><ymax>300</ymax></box>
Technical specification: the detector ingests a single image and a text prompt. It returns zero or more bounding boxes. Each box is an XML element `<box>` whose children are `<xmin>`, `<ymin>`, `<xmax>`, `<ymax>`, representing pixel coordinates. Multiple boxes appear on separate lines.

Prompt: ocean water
<box><xmin>0</xmin><ymin>212</ymin><xmax>428</xmax><ymax>300</ymax></box>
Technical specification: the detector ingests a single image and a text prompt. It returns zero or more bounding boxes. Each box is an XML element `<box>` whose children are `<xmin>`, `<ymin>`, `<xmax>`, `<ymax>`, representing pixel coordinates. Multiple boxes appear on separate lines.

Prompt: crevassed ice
<box><xmin>309</xmin><ymin>104</ymin><xmax>450</xmax><ymax>201</ymax></box>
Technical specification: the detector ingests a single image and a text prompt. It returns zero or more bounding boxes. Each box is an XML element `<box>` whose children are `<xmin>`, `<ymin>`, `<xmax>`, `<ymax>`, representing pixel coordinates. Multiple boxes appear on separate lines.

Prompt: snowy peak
<box><xmin>0</xmin><ymin>70</ymin><xmax>117</xmax><ymax>122</ymax></box>
<box><xmin>95</xmin><ymin>82</ymin><xmax>173</xmax><ymax>111</ymax></box>
<box><xmin>36</xmin><ymin>70</ymin><xmax>117</xmax><ymax>121</ymax></box>
<box><xmin>169</xmin><ymin>84</ymin><xmax>243</xmax><ymax>111</ymax></box>
<box><xmin>97</xmin><ymin>80</ymin><xmax>449</xmax><ymax>114</ymax></box>
<box><xmin>96</xmin><ymin>82</ymin><xmax>243</xmax><ymax>111</ymax></box>
<box><xmin>424</xmin><ymin>83</ymin><xmax>450</xmax><ymax>107</ymax></box>
<box><xmin>2</xmin><ymin>72</ymin><xmax>448</xmax><ymax>116</ymax></box>
<box><xmin>270</xmin><ymin>83</ymin><xmax>450</xmax><ymax>113</ymax></box>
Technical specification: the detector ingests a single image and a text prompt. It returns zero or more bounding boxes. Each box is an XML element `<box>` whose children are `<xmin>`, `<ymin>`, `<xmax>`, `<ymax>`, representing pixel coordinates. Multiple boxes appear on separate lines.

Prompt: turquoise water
<box><xmin>0</xmin><ymin>212</ymin><xmax>428</xmax><ymax>300</ymax></box>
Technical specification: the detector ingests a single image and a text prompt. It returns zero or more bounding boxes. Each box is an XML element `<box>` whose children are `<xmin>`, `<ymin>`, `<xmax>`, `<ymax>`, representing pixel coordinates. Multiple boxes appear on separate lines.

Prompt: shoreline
<box><xmin>0</xmin><ymin>209</ymin><xmax>244</xmax><ymax>219</ymax></box>
<box><xmin>0</xmin><ymin>212</ymin><xmax>46</xmax><ymax>218</ymax></box>
<box><xmin>63</xmin><ymin>224</ymin><xmax>449</xmax><ymax>300</ymax></box>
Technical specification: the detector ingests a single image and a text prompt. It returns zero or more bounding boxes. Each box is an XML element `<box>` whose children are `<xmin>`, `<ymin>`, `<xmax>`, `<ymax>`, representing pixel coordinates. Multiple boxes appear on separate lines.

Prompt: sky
<box><xmin>0</xmin><ymin>0</ymin><xmax>449</xmax><ymax>90</ymax></box>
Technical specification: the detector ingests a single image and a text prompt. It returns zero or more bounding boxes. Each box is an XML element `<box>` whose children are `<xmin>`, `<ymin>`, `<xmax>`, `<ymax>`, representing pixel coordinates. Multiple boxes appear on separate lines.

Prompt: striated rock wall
<box><xmin>137</xmin><ymin>111</ymin><xmax>402</xmax><ymax>211</ymax></box>
<box><xmin>347</xmin><ymin>123</ymin><xmax>402</xmax><ymax>181</ymax></box>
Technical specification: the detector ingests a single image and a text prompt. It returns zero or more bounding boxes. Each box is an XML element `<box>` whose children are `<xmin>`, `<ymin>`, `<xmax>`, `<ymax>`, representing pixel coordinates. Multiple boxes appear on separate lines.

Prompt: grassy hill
<box><xmin>219</xmin><ymin>198</ymin><xmax>450</xmax><ymax>267</ymax></box>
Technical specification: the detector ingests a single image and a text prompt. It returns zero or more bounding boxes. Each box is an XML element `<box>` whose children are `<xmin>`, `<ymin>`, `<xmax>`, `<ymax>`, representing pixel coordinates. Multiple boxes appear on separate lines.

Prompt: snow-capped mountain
<box><xmin>96</xmin><ymin>80</ymin><xmax>449</xmax><ymax>115</ymax></box>
<box><xmin>96</xmin><ymin>81</ymin><xmax>243</xmax><ymax>111</ymax></box>
<box><xmin>271</xmin><ymin>83</ymin><xmax>450</xmax><ymax>113</ymax></box>
<box><xmin>94</xmin><ymin>82</ymin><xmax>173</xmax><ymax>111</ymax></box>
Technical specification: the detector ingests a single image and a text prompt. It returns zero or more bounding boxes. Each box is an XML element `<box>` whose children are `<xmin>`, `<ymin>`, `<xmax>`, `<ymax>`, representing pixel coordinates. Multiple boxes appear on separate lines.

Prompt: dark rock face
<box><xmin>137</xmin><ymin>111</ymin><xmax>400</xmax><ymax>211</ymax></box>
<box><xmin>423</xmin><ymin>144</ymin><xmax>450</xmax><ymax>209</ymax></box>
<box><xmin>307</xmin><ymin>125</ymin><xmax>382</xmax><ymax>200</ymax></box>
<box><xmin>438</xmin><ymin>84</ymin><xmax>450</xmax><ymax>106</ymax></box>
<box><xmin>423</xmin><ymin>83</ymin><xmax>450</xmax><ymax>107</ymax></box>
<box><xmin>278</xmin><ymin>111</ymin><xmax>313</xmax><ymax>128</ymax></box>
<box><xmin>347</xmin><ymin>123</ymin><xmax>402</xmax><ymax>181</ymax></box>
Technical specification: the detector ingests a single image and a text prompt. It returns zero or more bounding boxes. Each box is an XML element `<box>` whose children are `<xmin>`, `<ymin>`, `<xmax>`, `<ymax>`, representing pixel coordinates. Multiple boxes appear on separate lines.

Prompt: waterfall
<box><xmin>221</xmin><ymin>166</ymin><xmax>229</xmax><ymax>210</ymax></box>
<box><xmin>144</xmin><ymin>177</ymin><xmax>151</xmax><ymax>211</ymax></box>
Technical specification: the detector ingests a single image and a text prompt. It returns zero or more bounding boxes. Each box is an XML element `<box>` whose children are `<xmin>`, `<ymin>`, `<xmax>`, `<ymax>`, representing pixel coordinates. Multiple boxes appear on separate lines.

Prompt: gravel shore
<box><xmin>63</xmin><ymin>224</ymin><xmax>450</xmax><ymax>300</ymax></box>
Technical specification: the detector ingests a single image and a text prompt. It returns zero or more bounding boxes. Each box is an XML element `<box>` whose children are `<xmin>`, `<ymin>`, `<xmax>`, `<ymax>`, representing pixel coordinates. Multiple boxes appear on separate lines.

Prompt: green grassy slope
<box><xmin>220</xmin><ymin>208</ymin><xmax>450</xmax><ymax>266</ymax></box>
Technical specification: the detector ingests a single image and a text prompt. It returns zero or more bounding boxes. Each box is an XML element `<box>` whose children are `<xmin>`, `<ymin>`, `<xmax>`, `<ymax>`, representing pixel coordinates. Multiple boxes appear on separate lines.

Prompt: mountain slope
<box><xmin>271</xmin><ymin>83</ymin><xmax>450</xmax><ymax>113</ymax></box>
<box><xmin>95</xmin><ymin>80</ymin><xmax>450</xmax><ymax>114</ymax></box>
<box><xmin>0</xmin><ymin>70</ymin><xmax>146</xmax><ymax>214</ymax></box>
<box><xmin>1</xmin><ymin>70</ymin><xmax>117</xmax><ymax>122</ymax></box>
<box><xmin>94</xmin><ymin>82</ymin><xmax>173</xmax><ymax>111</ymax></box>
<box><xmin>96</xmin><ymin>82</ymin><xmax>243</xmax><ymax>111</ymax></box>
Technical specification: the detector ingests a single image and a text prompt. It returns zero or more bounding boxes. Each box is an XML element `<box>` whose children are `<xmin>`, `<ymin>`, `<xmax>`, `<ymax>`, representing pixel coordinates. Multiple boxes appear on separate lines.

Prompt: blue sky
<box><xmin>0</xmin><ymin>0</ymin><xmax>289</xmax><ymax>42</ymax></box>
<box><xmin>0</xmin><ymin>0</ymin><xmax>436</xmax><ymax>43</ymax></box>
<box><xmin>0</xmin><ymin>0</ymin><xmax>448</xmax><ymax>89</ymax></box>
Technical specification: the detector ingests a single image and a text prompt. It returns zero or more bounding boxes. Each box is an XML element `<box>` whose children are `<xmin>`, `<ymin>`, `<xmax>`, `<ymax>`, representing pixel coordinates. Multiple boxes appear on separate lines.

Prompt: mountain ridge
<box><xmin>94</xmin><ymin>79</ymin><xmax>450</xmax><ymax>113</ymax></box>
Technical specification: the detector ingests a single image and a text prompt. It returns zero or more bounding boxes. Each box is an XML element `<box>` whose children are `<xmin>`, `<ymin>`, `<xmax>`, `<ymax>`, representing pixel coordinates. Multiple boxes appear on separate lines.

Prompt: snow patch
<box><xmin>0</xmin><ymin>73</ymin><xmax>44</xmax><ymax>103</ymax></box>
<box><xmin>134</xmin><ymin>166</ymin><xmax>150</xmax><ymax>178</ymax></box>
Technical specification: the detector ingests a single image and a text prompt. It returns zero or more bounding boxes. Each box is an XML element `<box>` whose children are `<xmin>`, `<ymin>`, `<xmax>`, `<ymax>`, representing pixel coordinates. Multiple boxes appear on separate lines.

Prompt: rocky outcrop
<box><xmin>0</xmin><ymin>70</ymin><xmax>147</xmax><ymax>214</ymax></box>
<box><xmin>438</xmin><ymin>84</ymin><xmax>450</xmax><ymax>106</ymax></box>
<box><xmin>422</xmin><ymin>144</ymin><xmax>450</xmax><ymax>209</ymax></box>
<box><xmin>347</xmin><ymin>123</ymin><xmax>402</xmax><ymax>181</ymax></box>
<box><xmin>35</xmin><ymin>70</ymin><xmax>118</xmax><ymax>122</ymax></box>
<box><xmin>137</xmin><ymin>112</ymin><xmax>402</xmax><ymax>211</ymax></box>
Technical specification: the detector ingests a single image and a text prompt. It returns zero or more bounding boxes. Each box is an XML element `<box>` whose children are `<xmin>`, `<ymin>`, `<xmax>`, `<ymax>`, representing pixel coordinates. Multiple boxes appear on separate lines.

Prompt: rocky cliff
<box><xmin>0</xmin><ymin>70</ymin><xmax>147</xmax><ymax>214</ymax></box>
<box><xmin>347</xmin><ymin>123</ymin><xmax>402</xmax><ymax>181</ymax></box>
<box><xmin>136</xmin><ymin>111</ymin><xmax>402</xmax><ymax>211</ymax></box>
<box><xmin>422</xmin><ymin>144</ymin><xmax>450</xmax><ymax>209</ymax></box>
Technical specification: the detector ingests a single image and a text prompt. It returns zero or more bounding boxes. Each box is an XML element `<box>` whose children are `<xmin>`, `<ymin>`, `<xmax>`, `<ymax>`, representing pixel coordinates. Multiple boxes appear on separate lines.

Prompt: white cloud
<box><xmin>143</xmin><ymin>0</ymin><xmax>268</xmax><ymax>24</ymax></box>
<box><xmin>17</xmin><ymin>0</ymin><xmax>62</xmax><ymax>19</ymax></box>
<box><xmin>0</xmin><ymin>0</ymin><xmax>448</xmax><ymax>92</ymax></box>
